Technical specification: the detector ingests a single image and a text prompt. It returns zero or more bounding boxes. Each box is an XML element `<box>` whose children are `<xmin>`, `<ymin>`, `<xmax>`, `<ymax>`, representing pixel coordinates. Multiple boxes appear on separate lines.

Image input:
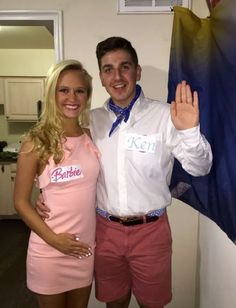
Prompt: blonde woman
<box><xmin>14</xmin><ymin>60</ymin><xmax>100</xmax><ymax>308</ymax></box>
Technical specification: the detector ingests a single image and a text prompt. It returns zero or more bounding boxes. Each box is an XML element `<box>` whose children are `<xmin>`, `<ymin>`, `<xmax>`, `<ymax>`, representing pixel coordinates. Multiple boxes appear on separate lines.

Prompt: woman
<box><xmin>14</xmin><ymin>60</ymin><xmax>100</xmax><ymax>308</ymax></box>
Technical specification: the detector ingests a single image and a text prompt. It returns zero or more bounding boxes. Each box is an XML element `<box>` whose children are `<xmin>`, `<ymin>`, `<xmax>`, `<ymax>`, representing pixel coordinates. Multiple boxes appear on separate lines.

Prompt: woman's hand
<box><xmin>49</xmin><ymin>233</ymin><xmax>92</xmax><ymax>259</ymax></box>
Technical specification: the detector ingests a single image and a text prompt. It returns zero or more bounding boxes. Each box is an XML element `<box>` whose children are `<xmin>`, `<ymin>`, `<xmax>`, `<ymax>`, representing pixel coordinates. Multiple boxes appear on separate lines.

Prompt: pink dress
<box><xmin>27</xmin><ymin>134</ymin><xmax>100</xmax><ymax>294</ymax></box>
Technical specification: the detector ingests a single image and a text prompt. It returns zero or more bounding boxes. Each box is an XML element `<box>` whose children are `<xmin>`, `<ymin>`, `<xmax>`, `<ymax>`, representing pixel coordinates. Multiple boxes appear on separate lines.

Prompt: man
<box><xmin>38</xmin><ymin>37</ymin><xmax>212</xmax><ymax>308</ymax></box>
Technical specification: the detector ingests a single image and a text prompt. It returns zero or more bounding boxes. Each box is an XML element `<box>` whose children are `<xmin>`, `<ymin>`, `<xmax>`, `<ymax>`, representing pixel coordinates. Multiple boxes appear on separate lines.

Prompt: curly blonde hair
<box><xmin>23</xmin><ymin>59</ymin><xmax>92</xmax><ymax>165</ymax></box>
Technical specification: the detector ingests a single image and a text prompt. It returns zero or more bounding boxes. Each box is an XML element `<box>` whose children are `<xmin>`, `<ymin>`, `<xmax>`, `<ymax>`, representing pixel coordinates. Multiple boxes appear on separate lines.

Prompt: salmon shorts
<box><xmin>94</xmin><ymin>212</ymin><xmax>172</xmax><ymax>308</ymax></box>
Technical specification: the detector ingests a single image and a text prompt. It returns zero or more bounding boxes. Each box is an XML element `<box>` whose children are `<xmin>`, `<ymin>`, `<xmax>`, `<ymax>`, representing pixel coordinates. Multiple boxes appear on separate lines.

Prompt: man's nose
<box><xmin>113</xmin><ymin>69</ymin><xmax>122</xmax><ymax>80</ymax></box>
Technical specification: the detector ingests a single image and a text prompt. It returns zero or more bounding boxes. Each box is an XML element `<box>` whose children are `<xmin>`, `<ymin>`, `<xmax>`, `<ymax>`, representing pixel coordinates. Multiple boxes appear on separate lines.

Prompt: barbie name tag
<box><xmin>125</xmin><ymin>133</ymin><xmax>157</xmax><ymax>153</ymax></box>
<box><xmin>50</xmin><ymin>164</ymin><xmax>84</xmax><ymax>182</ymax></box>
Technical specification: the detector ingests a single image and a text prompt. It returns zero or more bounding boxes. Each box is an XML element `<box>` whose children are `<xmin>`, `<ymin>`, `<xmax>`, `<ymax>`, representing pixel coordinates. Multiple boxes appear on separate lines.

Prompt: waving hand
<box><xmin>170</xmin><ymin>80</ymin><xmax>199</xmax><ymax>130</ymax></box>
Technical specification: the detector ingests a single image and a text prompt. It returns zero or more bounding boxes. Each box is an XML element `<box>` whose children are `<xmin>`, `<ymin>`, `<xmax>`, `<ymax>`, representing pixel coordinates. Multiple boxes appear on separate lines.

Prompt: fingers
<box><xmin>70</xmin><ymin>249</ymin><xmax>92</xmax><ymax>259</ymax></box>
<box><xmin>181</xmin><ymin>80</ymin><xmax>191</xmax><ymax>104</ymax></box>
<box><xmin>175</xmin><ymin>80</ymin><xmax>196</xmax><ymax>105</ymax></box>
<box><xmin>35</xmin><ymin>208</ymin><xmax>49</xmax><ymax>219</ymax></box>
<box><xmin>185</xmin><ymin>83</ymin><xmax>193</xmax><ymax>104</ymax></box>
<box><xmin>181</xmin><ymin>80</ymin><xmax>187</xmax><ymax>103</ymax></box>
<box><xmin>175</xmin><ymin>82</ymin><xmax>181</xmax><ymax>104</ymax></box>
<box><xmin>53</xmin><ymin>233</ymin><xmax>93</xmax><ymax>259</ymax></box>
<box><xmin>38</xmin><ymin>194</ymin><xmax>50</xmax><ymax>212</ymax></box>
<box><xmin>193</xmin><ymin>90</ymin><xmax>199</xmax><ymax>108</ymax></box>
<box><xmin>36</xmin><ymin>201</ymin><xmax>50</xmax><ymax>212</ymax></box>
<box><xmin>70</xmin><ymin>234</ymin><xmax>92</xmax><ymax>259</ymax></box>
<box><xmin>175</xmin><ymin>81</ymin><xmax>189</xmax><ymax>104</ymax></box>
<box><xmin>35</xmin><ymin>192</ymin><xmax>50</xmax><ymax>219</ymax></box>
<box><xmin>35</xmin><ymin>202</ymin><xmax>50</xmax><ymax>219</ymax></box>
<box><xmin>70</xmin><ymin>245</ymin><xmax>92</xmax><ymax>259</ymax></box>
<box><xmin>170</xmin><ymin>100</ymin><xmax>176</xmax><ymax>117</ymax></box>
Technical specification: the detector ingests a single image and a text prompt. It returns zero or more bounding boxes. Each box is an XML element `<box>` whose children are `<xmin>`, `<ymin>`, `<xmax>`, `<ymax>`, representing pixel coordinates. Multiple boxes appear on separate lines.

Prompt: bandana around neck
<box><xmin>108</xmin><ymin>84</ymin><xmax>141</xmax><ymax>137</ymax></box>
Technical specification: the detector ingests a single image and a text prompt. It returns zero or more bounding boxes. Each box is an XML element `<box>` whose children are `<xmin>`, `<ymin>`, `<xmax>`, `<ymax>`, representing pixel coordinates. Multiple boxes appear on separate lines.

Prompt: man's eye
<box><xmin>103</xmin><ymin>68</ymin><xmax>112</xmax><ymax>73</ymax></box>
<box><xmin>121</xmin><ymin>65</ymin><xmax>130</xmax><ymax>70</ymax></box>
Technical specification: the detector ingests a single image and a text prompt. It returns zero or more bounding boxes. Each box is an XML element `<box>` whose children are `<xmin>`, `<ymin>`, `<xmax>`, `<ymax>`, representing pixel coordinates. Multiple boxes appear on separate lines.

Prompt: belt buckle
<box><xmin>107</xmin><ymin>214</ymin><xmax>144</xmax><ymax>225</ymax></box>
<box><xmin>121</xmin><ymin>216</ymin><xmax>138</xmax><ymax>222</ymax></box>
<box><xmin>107</xmin><ymin>214</ymin><xmax>113</xmax><ymax>221</ymax></box>
<box><xmin>120</xmin><ymin>216</ymin><xmax>141</xmax><ymax>224</ymax></box>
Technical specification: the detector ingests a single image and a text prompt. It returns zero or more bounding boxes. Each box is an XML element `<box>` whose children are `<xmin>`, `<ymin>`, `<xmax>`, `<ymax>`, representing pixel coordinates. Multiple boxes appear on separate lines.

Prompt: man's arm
<box><xmin>169</xmin><ymin>80</ymin><xmax>212</xmax><ymax>176</ymax></box>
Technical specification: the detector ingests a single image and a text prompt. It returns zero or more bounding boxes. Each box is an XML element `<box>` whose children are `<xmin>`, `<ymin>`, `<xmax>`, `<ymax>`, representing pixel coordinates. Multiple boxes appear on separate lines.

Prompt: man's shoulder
<box><xmin>141</xmin><ymin>96</ymin><xmax>170</xmax><ymax>112</ymax></box>
<box><xmin>89</xmin><ymin>105</ymin><xmax>111</xmax><ymax>127</ymax></box>
<box><xmin>90</xmin><ymin>105</ymin><xmax>107</xmax><ymax>117</ymax></box>
<box><xmin>90</xmin><ymin>105</ymin><xmax>106</xmax><ymax>113</ymax></box>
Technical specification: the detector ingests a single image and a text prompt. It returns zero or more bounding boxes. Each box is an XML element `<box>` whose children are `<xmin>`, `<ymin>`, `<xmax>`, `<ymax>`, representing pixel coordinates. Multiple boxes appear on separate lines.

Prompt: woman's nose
<box><xmin>68</xmin><ymin>89</ymin><xmax>77</xmax><ymax>100</ymax></box>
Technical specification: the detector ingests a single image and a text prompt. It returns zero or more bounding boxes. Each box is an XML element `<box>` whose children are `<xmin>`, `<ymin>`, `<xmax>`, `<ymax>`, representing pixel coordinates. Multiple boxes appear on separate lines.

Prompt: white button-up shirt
<box><xmin>90</xmin><ymin>91</ymin><xmax>212</xmax><ymax>217</ymax></box>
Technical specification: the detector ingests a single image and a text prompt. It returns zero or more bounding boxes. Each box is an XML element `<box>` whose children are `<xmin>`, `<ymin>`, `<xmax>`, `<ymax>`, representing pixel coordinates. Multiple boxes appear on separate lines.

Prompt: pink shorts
<box><xmin>94</xmin><ymin>212</ymin><xmax>172</xmax><ymax>307</ymax></box>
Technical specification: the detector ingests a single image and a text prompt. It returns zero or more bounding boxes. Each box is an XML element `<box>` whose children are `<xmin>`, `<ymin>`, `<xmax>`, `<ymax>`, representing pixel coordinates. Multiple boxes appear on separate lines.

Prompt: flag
<box><xmin>206</xmin><ymin>0</ymin><xmax>221</xmax><ymax>9</ymax></box>
<box><xmin>168</xmin><ymin>0</ymin><xmax>236</xmax><ymax>243</ymax></box>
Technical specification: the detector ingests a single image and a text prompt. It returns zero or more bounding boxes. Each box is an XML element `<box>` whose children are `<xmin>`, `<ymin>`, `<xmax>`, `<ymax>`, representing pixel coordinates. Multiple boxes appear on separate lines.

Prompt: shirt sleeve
<box><xmin>167</xmin><ymin>122</ymin><xmax>213</xmax><ymax>177</ymax></box>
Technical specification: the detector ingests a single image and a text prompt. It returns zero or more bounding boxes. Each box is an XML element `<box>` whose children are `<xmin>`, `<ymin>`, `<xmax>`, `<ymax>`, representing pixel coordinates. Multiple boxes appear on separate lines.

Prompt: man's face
<box><xmin>99</xmin><ymin>49</ymin><xmax>141</xmax><ymax>107</ymax></box>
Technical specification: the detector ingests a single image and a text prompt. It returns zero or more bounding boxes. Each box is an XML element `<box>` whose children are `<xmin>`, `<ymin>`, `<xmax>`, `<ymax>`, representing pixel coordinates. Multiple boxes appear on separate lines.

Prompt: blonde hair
<box><xmin>23</xmin><ymin>59</ymin><xmax>92</xmax><ymax>165</ymax></box>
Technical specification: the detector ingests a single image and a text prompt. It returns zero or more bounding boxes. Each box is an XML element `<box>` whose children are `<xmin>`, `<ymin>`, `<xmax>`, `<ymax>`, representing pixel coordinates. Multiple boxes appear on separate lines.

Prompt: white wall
<box><xmin>167</xmin><ymin>201</ymin><xmax>199</xmax><ymax>308</ymax></box>
<box><xmin>1</xmin><ymin>1</ymin><xmax>235</xmax><ymax>308</ymax></box>
<box><xmin>0</xmin><ymin>49</ymin><xmax>54</xmax><ymax>76</ymax></box>
<box><xmin>198</xmin><ymin>216</ymin><xmax>236</xmax><ymax>308</ymax></box>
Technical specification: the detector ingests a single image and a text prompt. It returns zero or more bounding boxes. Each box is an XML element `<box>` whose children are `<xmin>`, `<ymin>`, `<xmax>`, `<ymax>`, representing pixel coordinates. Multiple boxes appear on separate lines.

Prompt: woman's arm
<box><xmin>14</xmin><ymin>140</ymin><xmax>91</xmax><ymax>258</ymax></box>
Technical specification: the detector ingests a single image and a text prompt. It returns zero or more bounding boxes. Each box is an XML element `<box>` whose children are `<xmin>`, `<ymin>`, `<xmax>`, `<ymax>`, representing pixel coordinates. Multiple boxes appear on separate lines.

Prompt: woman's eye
<box><xmin>57</xmin><ymin>88</ymin><xmax>86</xmax><ymax>96</ymax></box>
<box><xmin>59</xmin><ymin>88</ymin><xmax>69</xmax><ymax>94</ymax></box>
<box><xmin>75</xmin><ymin>89</ymin><xmax>85</xmax><ymax>95</ymax></box>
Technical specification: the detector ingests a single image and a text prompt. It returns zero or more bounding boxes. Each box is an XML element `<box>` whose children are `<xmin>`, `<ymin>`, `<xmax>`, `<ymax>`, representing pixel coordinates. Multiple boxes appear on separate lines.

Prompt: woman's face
<box><xmin>56</xmin><ymin>69</ymin><xmax>89</xmax><ymax>119</ymax></box>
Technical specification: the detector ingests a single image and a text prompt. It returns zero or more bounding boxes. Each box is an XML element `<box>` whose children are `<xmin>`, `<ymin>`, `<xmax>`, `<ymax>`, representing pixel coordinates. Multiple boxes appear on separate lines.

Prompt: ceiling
<box><xmin>0</xmin><ymin>20</ymin><xmax>54</xmax><ymax>49</ymax></box>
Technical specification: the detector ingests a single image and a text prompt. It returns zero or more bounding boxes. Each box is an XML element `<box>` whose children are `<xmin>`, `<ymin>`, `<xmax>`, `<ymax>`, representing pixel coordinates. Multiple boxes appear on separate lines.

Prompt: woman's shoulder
<box><xmin>19</xmin><ymin>137</ymin><xmax>35</xmax><ymax>154</ymax></box>
<box><xmin>82</xmin><ymin>127</ymin><xmax>91</xmax><ymax>138</ymax></box>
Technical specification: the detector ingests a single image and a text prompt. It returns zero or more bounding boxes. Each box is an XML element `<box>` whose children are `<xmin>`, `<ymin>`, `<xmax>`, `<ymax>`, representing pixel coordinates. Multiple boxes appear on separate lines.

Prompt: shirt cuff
<box><xmin>176</xmin><ymin>125</ymin><xmax>201</xmax><ymax>147</ymax></box>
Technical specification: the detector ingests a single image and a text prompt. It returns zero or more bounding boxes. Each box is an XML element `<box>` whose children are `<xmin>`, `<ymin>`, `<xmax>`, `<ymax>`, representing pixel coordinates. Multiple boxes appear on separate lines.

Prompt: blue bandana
<box><xmin>108</xmin><ymin>84</ymin><xmax>141</xmax><ymax>137</ymax></box>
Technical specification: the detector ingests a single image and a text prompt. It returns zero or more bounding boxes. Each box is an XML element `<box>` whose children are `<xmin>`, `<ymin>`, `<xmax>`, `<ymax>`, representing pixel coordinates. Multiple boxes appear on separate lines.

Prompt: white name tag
<box><xmin>125</xmin><ymin>133</ymin><xmax>157</xmax><ymax>153</ymax></box>
<box><xmin>50</xmin><ymin>164</ymin><xmax>84</xmax><ymax>183</ymax></box>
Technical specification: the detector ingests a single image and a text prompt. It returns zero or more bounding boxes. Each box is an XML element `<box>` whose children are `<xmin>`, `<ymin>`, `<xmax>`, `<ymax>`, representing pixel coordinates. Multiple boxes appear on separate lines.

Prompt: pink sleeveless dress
<box><xmin>27</xmin><ymin>134</ymin><xmax>100</xmax><ymax>294</ymax></box>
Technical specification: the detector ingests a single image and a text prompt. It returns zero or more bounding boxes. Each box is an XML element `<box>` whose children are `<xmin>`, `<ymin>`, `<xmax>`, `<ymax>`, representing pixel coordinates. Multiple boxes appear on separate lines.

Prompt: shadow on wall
<box><xmin>139</xmin><ymin>65</ymin><xmax>168</xmax><ymax>102</ymax></box>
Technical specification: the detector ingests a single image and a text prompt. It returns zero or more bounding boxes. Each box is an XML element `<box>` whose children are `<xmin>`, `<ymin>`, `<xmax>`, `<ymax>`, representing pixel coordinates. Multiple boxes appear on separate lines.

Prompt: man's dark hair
<box><xmin>96</xmin><ymin>36</ymin><xmax>139</xmax><ymax>70</ymax></box>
